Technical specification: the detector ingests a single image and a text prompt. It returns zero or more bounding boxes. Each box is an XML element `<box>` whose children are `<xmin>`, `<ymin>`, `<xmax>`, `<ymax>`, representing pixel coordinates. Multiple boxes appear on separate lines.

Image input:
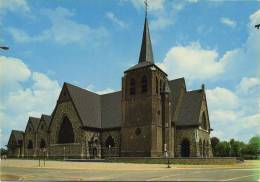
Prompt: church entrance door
<box><xmin>89</xmin><ymin>147</ymin><xmax>97</xmax><ymax>158</ymax></box>
<box><xmin>181</xmin><ymin>138</ymin><xmax>190</xmax><ymax>157</ymax></box>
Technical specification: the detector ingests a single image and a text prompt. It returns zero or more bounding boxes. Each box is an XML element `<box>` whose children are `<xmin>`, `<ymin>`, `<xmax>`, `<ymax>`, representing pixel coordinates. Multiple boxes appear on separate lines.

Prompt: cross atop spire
<box><xmin>138</xmin><ymin>0</ymin><xmax>154</xmax><ymax>64</ymax></box>
<box><xmin>144</xmin><ymin>0</ymin><xmax>148</xmax><ymax>18</ymax></box>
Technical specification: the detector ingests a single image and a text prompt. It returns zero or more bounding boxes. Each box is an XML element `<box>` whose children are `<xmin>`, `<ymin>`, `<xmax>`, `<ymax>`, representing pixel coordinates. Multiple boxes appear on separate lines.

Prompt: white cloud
<box><xmin>7</xmin><ymin>7</ymin><xmax>109</xmax><ymax>45</ymax></box>
<box><xmin>236</xmin><ymin>77</ymin><xmax>260</xmax><ymax>94</ymax></box>
<box><xmin>0</xmin><ymin>0</ymin><xmax>30</xmax><ymax>13</ymax></box>
<box><xmin>206</xmin><ymin>87</ymin><xmax>239</xmax><ymax>110</ymax></box>
<box><xmin>0</xmin><ymin>56</ymin><xmax>61</xmax><ymax>148</ymax></box>
<box><xmin>107</xmin><ymin>7</ymin><xmax>260</xmax><ymax>143</ymax></box>
<box><xmin>7</xmin><ymin>28</ymin><xmax>32</xmax><ymax>43</ymax></box>
<box><xmin>0</xmin><ymin>56</ymin><xmax>31</xmax><ymax>85</ymax></box>
<box><xmin>249</xmin><ymin>9</ymin><xmax>260</xmax><ymax>27</ymax></box>
<box><xmin>126</xmin><ymin>0</ymin><xmax>198</xmax><ymax>31</ymax></box>
<box><xmin>105</xmin><ymin>12</ymin><xmax>128</xmax><ymax>28</ymax></box>
<box><xmin>96</xmin><ymin>88</ymin><xmax>115</xmax><ymax>95</ymax></box>
<box><xmin>196</xmin><ymin>9</ymin><xmax>260</xmax><ymax>142</ymax></box>
<box><xmin>220</xmin><ymin>17</ymin><xmax>236</xmax><ymax>28</ymax></box>
<box><xmin>150</xmin><ymin>16</ymin><xmax>172</xmax><ymax>31</ymax></box>
<box><xmin>149</xmin><ymin>0</ymin><xmax>198</xmax><ymax>31</ymax></box>
<box><xmin>158</xmin><ymin>42</ymin><xmax>226</xmax><ymax>81</ymax></box>
<box><xmin>128</xmin><ymin>0</ymin><xmax>165</xmax><ymax>11</ymax></box>
<box><xmin>85</xmin><ymin>84</ymin><xmax>115</xmax><ymax>95</ymax></box>
<box><xmin>206</xmin><ymin>84</ymin><xmax>260</xmax><ymax>142</ymax></box>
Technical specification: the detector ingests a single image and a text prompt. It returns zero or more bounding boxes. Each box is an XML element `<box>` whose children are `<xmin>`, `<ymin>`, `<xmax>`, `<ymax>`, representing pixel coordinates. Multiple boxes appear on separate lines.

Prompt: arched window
<box><xmin>156</xmin><ymin>77</ymin><xmax>158</xmax><ymax>94</ymax></box>
<box><xmin>181</xmin><ymin>138</ymin><xmax>190</xmax><ymax>157</ymax></box>
<box><xmin>130</xmin><ymin>78</ymin><xmax>135</xmax><ymax>95</ymax></box>
<box><xmin>201</xmin><ymin>112</ymin><xmax>207</xmax><ymax>130</ymax></box>
<box><xmin>141</xmin><ymin>76</ymin><xmax>148</xmax><ymax>93</ymax></box>
<box><xmin>27</xmin><ymin>140</ymin><xmax>33</xmax><ymax>149</ymax></box>
<box><xmin>105</xmin><ymin>136</ymin><xmax>115</xmax><ymax>148</ymax></box>
<box><xmin>58</xmin><ymin>116</ymin><xmax>74</xmax><ymax>144</ymax></box>
<box><xmin>40</xmin><ymin>139</ymin><xmax>46</xmax><ymax>148</ymax></box>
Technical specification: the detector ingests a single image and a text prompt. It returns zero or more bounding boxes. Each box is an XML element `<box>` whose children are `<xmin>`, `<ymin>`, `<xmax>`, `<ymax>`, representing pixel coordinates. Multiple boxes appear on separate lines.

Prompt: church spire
<box><xmin>138</xmin><ymin>0</ymin><xmax>154</xmax><ymax>63</ymax></box>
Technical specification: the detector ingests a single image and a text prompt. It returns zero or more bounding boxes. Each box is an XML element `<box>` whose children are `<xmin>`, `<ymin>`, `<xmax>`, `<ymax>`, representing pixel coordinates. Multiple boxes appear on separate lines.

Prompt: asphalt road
<box><xmin>1</xmin><ymin>160</ymin><xmax>259</xmax><ymax>181</ymax></box>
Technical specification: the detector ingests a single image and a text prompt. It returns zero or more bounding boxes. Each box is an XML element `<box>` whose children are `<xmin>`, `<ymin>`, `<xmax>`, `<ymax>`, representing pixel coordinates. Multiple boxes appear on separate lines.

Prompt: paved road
<box><xmin>1</xmin><ymin>160</ymin><xmax>259</xmax><ymax>181</ymax></box>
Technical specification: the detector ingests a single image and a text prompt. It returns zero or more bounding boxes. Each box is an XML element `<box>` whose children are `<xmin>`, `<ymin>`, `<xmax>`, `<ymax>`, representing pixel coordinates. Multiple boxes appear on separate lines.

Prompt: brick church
<box><xmin>7</xmin><ymin>14</ymin><xmax>213</xmax><ymax>159</ymax></box>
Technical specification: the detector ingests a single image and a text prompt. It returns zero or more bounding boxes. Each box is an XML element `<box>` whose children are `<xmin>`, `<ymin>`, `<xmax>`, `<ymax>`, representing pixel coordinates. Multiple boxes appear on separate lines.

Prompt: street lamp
<box><xmin>63</xmin><ymin>146</ymin><xmax>66</xmax><ymax>160</ymax></box>
<box><xmin>164</xmin><ymin>144</ymin><xmax>171</xmax><ymax>168</ymax></box>
<box><xmin>255</xmin><ymin>24</ymin><xmax>260</xmax><ymax>29</ymax></box>
<box><xmin>0</xmin><ymin>46</ymin><xmax>9</xmax><ymax>50</ymax></box>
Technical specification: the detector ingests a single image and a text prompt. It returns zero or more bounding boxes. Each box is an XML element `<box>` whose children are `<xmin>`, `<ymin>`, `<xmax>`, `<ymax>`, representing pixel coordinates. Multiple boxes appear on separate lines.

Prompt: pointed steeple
<box><xmin>138</xmin><ymin>17</ymin><xmax>154</xmax><ymax>63</ymax></box>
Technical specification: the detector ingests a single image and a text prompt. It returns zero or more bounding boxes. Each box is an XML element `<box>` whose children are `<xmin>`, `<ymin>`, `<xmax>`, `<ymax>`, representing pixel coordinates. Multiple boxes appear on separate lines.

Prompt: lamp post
<box><xmin>164</xmin><ymin>144</ymin><xmax>171</xmax><ymax>168</ymax></box>
<box><xmin>43</xmin><ymin>148</ymin><xmax>46</xmax><ymax>167</ymax></box>
<box><xmin>108</xmin><ymin>145</ymin><xmax>111</xmax><ymax>159</ymax></box>
<box><xmin>63</xmin><ymin>146</ymin><xmax>66</xmax><ymax>160</ymax></box>
<box><xmin>0</xmin><ymin>46</ymin><xmax>9</xmax><ymax>50</ymax></box>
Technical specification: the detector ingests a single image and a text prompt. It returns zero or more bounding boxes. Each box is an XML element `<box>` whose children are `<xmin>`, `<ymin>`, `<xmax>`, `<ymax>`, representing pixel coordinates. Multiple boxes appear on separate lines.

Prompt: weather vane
<box><xmin>144</xmin><ymin>0</ymin><xmax>148</xmax><ymax>18</ymax></box>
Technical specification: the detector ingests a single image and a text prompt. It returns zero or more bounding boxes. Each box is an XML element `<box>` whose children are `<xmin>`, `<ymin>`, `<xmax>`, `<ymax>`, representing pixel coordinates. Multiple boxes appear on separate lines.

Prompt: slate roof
<box><xmin>8</xmin><ymin>130</ymin><xmax>24</xmax><ymax>146</ymax></box>
<box><xmin>138</xmin><ymin>17</ymin><xmax>154</xmax><ymax>63</ymax></box>
<box><xmin>27</xmin><ymin>117</ymin><xmax>41</xmax><ymax>132</ymax></box>
<box><xmin>169</xmin><ymin>78</ymin><xmax>186</xmax><ymax>114</ymax></box>
<box><xmin>40</xmin><ymin>114</ymin><xmax>51</xmax><ymax>129</ymax></box>
<box><xmin>62</xmin><ymin>78</ymin><xmax>204</xmax><ymax>129</ymax></box>
<box><xmin>65</xmin><ymin>83</ymin><xmax>122</xmax><ymax>129</ymax></box>
<box><xmin>65</xmin><ymin>83</ymin><xmax>102</xmax><ymax>128</ymax></box>
<box><xmin>175</xmin><ymin>90</ymin><xmax>203</xmax><ymax>126</ymax></box>
<box><xmin>101</xmin><ymin>91</ymin><xmax>121</xmax><ymax>128</ymax></box>
<box><xmin>125</xmin><ymin>61</ymin><xmax>153</xmax><ymax>72</ymax></box>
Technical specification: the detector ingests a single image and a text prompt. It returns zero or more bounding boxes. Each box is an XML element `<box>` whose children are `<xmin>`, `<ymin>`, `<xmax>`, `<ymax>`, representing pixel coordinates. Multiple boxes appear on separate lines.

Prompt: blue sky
<box><xmin>0</xmin><ymin>0</ymin><xmax>260</xmax><ymax>148</ymax></box>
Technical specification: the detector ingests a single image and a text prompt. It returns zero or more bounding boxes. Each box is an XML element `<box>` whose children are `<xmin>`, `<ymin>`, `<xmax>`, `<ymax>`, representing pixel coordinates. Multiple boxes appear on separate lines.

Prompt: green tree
<box><xmin>210</xmin><ymin>137</ymin><xmax>220</xmax><ymax>156</ymax></box>
<box><xmin>215</xmin><ymin>141</ymin><xmax>231</xmax><ymax>157</ymax></box>
<box><xmin>248</xmin><ymin>136</ymin><xmax>260</xmax><ymax>156</ymax></box>
<box><xmin>0</xmin><ymin>148</ymin><xmax>8</xmax><ymax>156</ymax></box>
<box><xmin>230</xmin><ymin>139</ymin><xmax>245</xmax><ymax>157</ymax></box>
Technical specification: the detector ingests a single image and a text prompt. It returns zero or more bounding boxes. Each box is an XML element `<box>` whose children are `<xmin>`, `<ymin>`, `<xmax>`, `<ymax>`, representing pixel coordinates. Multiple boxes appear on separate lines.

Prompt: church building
<box><xmin>7</xmin><ymin>14</ymin><xmax>213</xmax><ymax>159</ymax></box>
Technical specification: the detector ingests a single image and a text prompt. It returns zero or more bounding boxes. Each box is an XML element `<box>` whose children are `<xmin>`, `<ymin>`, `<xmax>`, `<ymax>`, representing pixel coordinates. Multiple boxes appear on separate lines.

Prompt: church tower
<box><xmin>121</xmin><ymin>11</ymin><xmax>173</xmax><ymax>157</ymax></box>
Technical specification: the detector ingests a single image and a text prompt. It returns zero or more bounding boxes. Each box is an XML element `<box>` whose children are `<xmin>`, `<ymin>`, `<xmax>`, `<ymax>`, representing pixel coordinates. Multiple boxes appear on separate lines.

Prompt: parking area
<box><xmin>1</xmin><ymin>159</ymin><xmax>259</xmax><ymax>181</ymax></box>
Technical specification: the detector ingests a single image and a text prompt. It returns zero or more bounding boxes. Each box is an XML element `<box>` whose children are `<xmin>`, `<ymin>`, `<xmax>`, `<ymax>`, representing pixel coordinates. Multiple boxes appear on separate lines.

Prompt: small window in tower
<box><xmin>141</xmin><ymin>76</ymin><xmax>148</xmax><ymax>93</ymax></box>
<box><xmin>135</xmin><ymin>128</ymin><xmax>141</xmax><ymax>135</ymax></box>
<box><xmin>130</xmin><ymin>78</ymin><xmax>135</xmax><ymax>95</ymax></box>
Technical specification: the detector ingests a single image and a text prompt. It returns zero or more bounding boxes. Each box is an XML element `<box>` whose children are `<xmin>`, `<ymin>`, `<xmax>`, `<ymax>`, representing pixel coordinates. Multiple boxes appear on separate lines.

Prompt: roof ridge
<box><xmin>29</xmin><ymin>116</ymin><xmax>40</xmax><ymax>120</ymax></box>
<box><xmin>169</xmin><ymin>77</ymin><xmax>185</xmax><ymax>82</ymax></box>
<box><xmin>65</xmin><ymin>82</ymin><xmax>100</xmax><ymax>96</ymax></box>
<box><xmin>12</xmin><ymin>130</ymin><xmax>24</xmax><ymax>133</ymax></box>
<box><xmin>187</xmin><ymin>89</ymin><xmax>203</xmax><ymax>93</ymax></box>
<box><xmin>100</xmin><ymin>90</ymin><xmax>121</xmax><ymax>96</ymax></box>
